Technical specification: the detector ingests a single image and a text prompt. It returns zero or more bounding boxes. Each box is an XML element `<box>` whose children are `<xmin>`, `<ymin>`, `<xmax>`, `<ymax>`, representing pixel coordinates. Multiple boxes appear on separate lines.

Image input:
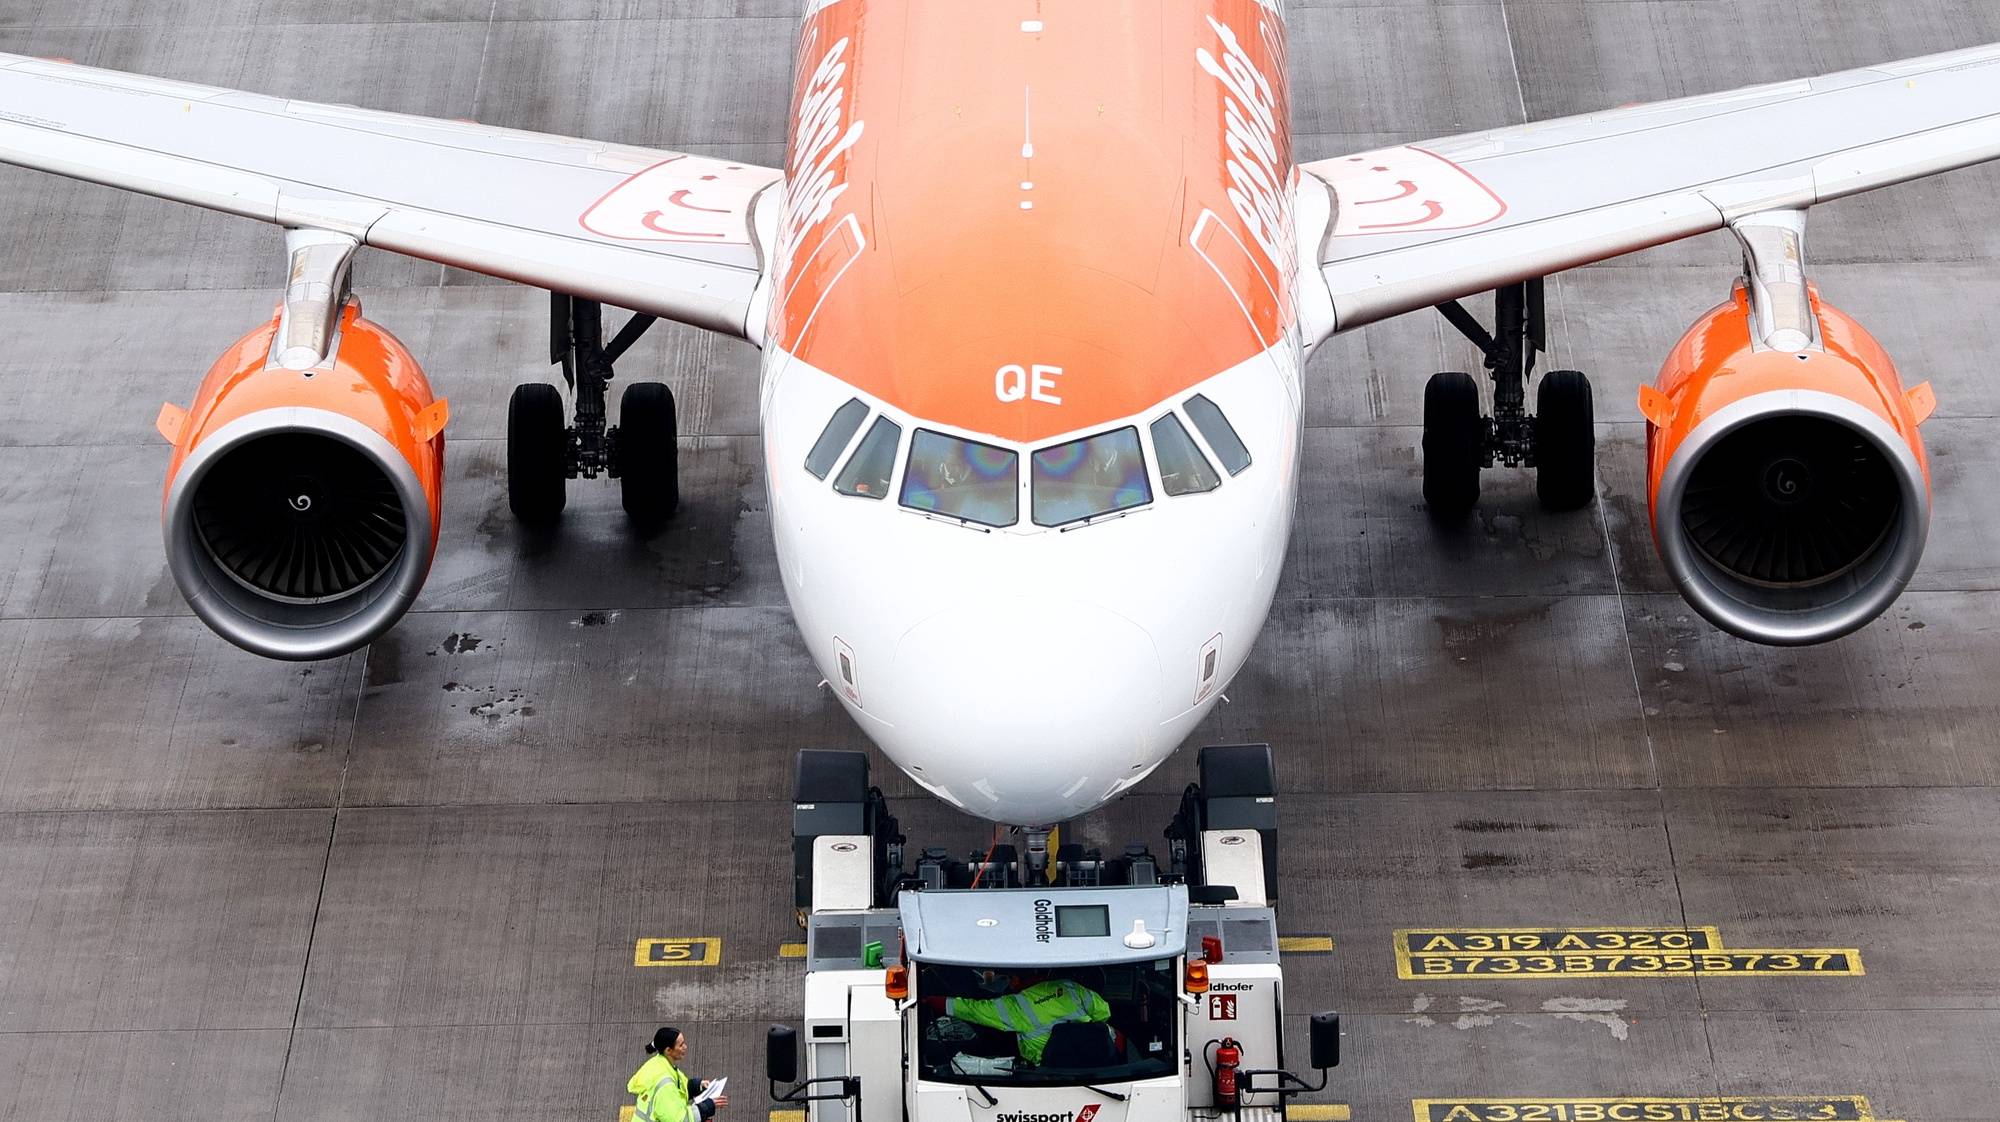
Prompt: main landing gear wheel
<box><xmin>1427</xmin><ymin>278</ymin><xmax>1600</xmax><ymax>516</ymax></box>
<box><xmin>507</xmin><ymin>382</ymin><xmax>567</xmax><ymax>523</ymax></box>
<box><xmin>1534</xmin><ymin>369</ymin><xmax>1596</xmax><ymax>511</ymax></box>
<box><xmin>617</xmin><ymin>381</ymin><xmax>680</xmax><ymax>527</ymax></box>
<box><xmin>1423</xmin><ymin>371</ymin><xmax>1483</xmax><ymax>517</ymax></box>
<box><xmin>519</xmin><ymin>293</ymin><xmax>666</xmax><ymax>529</ymax></box>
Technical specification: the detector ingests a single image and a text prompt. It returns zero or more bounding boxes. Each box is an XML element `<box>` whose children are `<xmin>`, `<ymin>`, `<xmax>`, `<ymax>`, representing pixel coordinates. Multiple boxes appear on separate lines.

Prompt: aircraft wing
<box><xmin>1299</xmin><ymin>43</ymin><xmax>2000</xmax><ymax>338</ymax></box>
<box><xmin>0</xmin><ymin>53</ymin><xmax>781</xmax><ymax>340</ymax></box>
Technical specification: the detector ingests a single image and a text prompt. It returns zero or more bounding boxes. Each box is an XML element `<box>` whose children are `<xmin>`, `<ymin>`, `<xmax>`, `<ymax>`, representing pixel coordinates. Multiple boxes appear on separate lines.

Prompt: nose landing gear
<box><xmin>506</xmin><ymin>293</ymin><xmax>679</xmax><ymax>527</ymax></box>
<box><xmin>786</xmin><ymin>745</ymin><xmax>1280</xmax><ymax>922</ymax></box>
<box><xmin>1424</xmin><ymin>278</ymin><xmax>1596</xmax><ymax>516</ymax></box>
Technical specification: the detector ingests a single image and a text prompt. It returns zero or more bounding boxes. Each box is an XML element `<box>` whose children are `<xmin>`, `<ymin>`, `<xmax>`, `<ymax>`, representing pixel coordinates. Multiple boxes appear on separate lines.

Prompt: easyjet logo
<box><xmin>780</xmin><ymin>29</ymin><xmax>866</xmax><ymax>270</ymax></box>
<box><xmin>1196</xmin><ymin>14</ymin><xmax>1292</xmax><ymax>282</ymax></box>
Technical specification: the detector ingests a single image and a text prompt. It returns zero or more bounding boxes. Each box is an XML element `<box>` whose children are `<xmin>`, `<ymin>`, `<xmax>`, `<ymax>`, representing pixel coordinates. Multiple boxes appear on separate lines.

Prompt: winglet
<box><xmin>1636</xmin><ymin>385</ymin><xmax>1674</xmax><ymax>428</ymax></box>
<box><xmin>155</xmin><ymin>402</ymin><xmax>188</xmax><ymax>445</ymax></box>
<box><xmin>1905</xmin><ymin>381</ymin><xmax>1937</xmax><ymax>426</ymax></box>
<box><xmin>412</xmin><ymin>398</ymin><xmax>451</xmax><ymax>443</ymax></box>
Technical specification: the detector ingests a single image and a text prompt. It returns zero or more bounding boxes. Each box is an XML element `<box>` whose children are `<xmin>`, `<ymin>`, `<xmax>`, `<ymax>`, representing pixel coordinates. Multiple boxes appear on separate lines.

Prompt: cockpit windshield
<box><xmin>1149</xmin><ymin>413</ymin><xmax>1221</xmax><ymax>496</ymax></box>
<box><xmin>1031</xmin><ymin>427</ymin><xmax>1152</xmax><ymax>527</ymax></box>
<box><xmin>805</xmin><ymin>398</ymin><xmax>870</xmax><ymax>480</ymax></box>
<box><xmin>901</xmin><ymin>429</ymin><xmax>1019</xmax><ymax>527</ymax></box>
<box><xmin>915</xmin><ymin>960</ymin><xmax>1180</xmax><ymax>1087</ymax></box>
<box><xmin>834</xmin><ymin>415</ymin><xmax>901</xmax><ymax>499</ymax></box>
<box><xmin>1185</xmin><ymin>394</ymin><xmax>1251</xmax><ymax>476</ymax></box>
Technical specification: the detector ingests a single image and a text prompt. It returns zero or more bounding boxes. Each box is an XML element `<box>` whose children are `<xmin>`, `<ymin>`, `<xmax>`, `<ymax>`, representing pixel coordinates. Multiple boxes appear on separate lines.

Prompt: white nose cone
<box><xmin>885</xmin><ymin>597</ymin><xmax>1163</xmax><ymax>824</ymax></box>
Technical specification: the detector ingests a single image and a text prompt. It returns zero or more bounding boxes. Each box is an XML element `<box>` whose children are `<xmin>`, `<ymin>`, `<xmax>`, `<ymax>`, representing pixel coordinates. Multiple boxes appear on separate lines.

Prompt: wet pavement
<box><xmin>5</xmin><ymin>1</ymin><xmax>2000</xmax><ymax>1119</ymax></box>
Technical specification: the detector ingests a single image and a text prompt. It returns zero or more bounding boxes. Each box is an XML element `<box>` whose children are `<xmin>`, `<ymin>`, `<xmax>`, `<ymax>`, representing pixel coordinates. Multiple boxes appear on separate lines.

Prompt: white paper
<box><xmin>693</xmin><ymin>1076</ymin><xmax>727</xmax><ymax>1106</ymax></box>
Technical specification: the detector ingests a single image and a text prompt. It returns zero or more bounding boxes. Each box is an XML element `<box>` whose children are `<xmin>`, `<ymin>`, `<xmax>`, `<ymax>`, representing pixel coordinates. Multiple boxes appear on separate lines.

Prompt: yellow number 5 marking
<box><xmin>634</xmin><ymin>937</ymin><xmax>723</xmax><ymax>967</ymax></box>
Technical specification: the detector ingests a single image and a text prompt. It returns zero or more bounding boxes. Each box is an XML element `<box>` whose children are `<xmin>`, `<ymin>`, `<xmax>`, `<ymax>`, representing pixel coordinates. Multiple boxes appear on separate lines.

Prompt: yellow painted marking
<box><xmin>1400</xmin><ymin>926</ymin><xmax>1726</xmax><ymax>958</ymax></box>
<box><xmin>1280</xmin><ymin>935</ymin><xmax>1336</xmax><ymax>954</ymax></box>
<box><xmin>619</xmin><ymin>1109</ymin><xmax>634</xmax><ymax>1122</ymax></box>
<box><xmin>1395</xmin><ymin>926</ymin><xmax>1861</xmax><ymax>980</ymax></box>
<box><xmin>771</xmin><ymin>1112</ymin><xmax>807</xmax><ymax>1122</ymax></box>
<box><xmin>633</xmin><ymin>936</ymin><xmax>723</xmax><ymax>967</ymax></box>
<box><xmin>1290</xmin><ymin>1106</ymin><xmax>1351</xmax><ymax>1121</ymax></box>
<box><xmin>779</xmin><ymin>942</ymin><xmax>808</xmax><ymax>959</ymax></box>
<box><xmin>1412</xmin><ymin>1094</ymin><xmax>1894</xmax><ymax>1121</ymax></box>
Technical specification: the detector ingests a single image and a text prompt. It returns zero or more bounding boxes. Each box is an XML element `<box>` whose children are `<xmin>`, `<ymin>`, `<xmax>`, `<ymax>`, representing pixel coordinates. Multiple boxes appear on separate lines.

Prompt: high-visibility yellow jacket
<box><xmin>947</xmin><ymin>980</ymin><xmax>1112</xmax><ymax>1065</ymax></box>
<box><xmin>628</xmin><ymin>1054</ymin><xmax>702</xmax><ymax>1122</ymax></box>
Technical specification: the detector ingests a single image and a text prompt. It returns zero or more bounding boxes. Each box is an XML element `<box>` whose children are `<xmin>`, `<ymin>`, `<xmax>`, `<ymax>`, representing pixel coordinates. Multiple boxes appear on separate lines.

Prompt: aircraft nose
<box><xmin>887</xmin><ymin>598</ymin><xmax>1165</xmax><ymax>823</ymax></box>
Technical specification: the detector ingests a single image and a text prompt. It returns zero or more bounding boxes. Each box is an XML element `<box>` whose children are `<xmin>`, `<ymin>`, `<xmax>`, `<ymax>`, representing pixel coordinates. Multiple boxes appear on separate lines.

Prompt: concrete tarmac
<box><xmin>4</xmin><ymin>1</ymin><xmax>2000</xmax><ymax>1119</ymax></box>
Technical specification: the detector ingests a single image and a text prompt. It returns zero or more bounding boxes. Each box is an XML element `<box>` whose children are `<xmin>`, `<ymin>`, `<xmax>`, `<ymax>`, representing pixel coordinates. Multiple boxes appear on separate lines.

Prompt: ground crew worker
<box><xmin>928</xmin><ymin>976</ymin><xmax>1112</xmax><ymax>1065</ymax></box>
<box><xmin>629</xmin><ymin>1026</ymin><xmax>728</xmax><ymax>1121</ymax></box>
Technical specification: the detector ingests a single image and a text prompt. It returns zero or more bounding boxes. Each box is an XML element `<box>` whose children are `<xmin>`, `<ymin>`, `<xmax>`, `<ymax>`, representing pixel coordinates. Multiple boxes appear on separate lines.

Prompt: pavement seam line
<box><xmin>1495</xmin><ymin>0</ymin><xmax>1533</xmax><ymax>125</ymax></box>
<box><xmin>268</xmin><ymin>648</ymin><xmax>367</xmax><ymax>1121</ymax></box>
<box><xmin>442</xmin><ymin>0</ymin><xmax>504</xmax><ymax>289</ymax></box>
<box><xmin>1541</xmin><ymin>113</ymin><xmax>1725</xmax><ymax>1113</ymax></box>
<box><xmin>1496</xmin><ymin>0</ymin><xmax>1724</xmax><ymax>1089</ymax></box>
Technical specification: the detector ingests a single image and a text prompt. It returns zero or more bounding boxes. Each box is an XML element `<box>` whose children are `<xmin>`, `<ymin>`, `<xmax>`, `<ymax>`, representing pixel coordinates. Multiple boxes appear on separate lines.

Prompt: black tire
<box><xmin>507</xmin><ymin>382</ymin><xmax>567</xmax><ymax>523</ymax></box>
<box><xmin>1535</xmin><ymin>369</ymin><xmax>1596</xmax><ymax>511</ymax></box>
<box><xmin>618</xmin><ymin>381</ymin><xmax>680</xmax><ymax>527</ymax></box>
<box><xmin>1423</xmin><ymin>371</ymin><xmax>1483</xmax><ymax>515</ymax></box>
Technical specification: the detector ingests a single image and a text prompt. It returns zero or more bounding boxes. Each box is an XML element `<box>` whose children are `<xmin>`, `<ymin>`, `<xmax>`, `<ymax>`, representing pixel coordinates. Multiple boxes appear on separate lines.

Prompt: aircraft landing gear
<box><xmin>1424</xmin><ymin>278</ymin><xmax>1595</xmax><ymax>516</ymax></box>
<box><xmin>505</xmin><ymin>294</ymin><xmax>678</xmax><ymax>526</ymax></box>
<box><xmin>784</xmin><ymin>744</ymin><xmax>1279</xmax><ymax>924</ymax></box>
<box><xmin>507</xmin><ymin>382</ymin><xmax>567</xmax><ymax>523</ymax></box>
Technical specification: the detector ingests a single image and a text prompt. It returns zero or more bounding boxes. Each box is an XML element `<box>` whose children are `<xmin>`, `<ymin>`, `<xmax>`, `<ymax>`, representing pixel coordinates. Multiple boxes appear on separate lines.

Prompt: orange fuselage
<box><xmin>768</xmin><ymin>0</ymin><xmax>1297</xmax><ymax>444</ymax></box>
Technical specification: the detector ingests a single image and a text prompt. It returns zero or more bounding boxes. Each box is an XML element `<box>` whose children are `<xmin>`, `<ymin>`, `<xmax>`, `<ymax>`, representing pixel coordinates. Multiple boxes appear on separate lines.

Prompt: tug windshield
<box><xmin>915</xmin><ymin>959</ymin><xmax>1180</xmax><ymax>1087</ymax></box>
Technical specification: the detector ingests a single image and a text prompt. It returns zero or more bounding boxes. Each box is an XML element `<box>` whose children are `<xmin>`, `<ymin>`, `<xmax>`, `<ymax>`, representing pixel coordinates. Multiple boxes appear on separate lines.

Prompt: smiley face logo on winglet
<box><xmin>1323</xmin><ymin>145</ymin><xmax>1507</xmax><ymax>236</ymax></box>
<box><xmin>580</xmin><ymin>157</ymin><xmax>773</xmax><ymax>243</ymax></box>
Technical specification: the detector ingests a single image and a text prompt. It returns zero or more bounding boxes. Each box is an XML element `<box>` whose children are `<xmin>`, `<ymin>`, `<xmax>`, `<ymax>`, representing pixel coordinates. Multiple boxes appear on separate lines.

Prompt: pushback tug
<box><xmin>765</xmin><ymin>745</ymin><xmax>1340</xmax><ymax>1121</ymax></box>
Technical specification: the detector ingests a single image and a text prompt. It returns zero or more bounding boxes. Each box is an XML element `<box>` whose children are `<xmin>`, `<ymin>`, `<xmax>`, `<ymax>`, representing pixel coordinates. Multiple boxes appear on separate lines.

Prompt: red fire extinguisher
<box><xmin>1214</xmin><ymin>1037</ymin><xmax>1242</xmax><ymax>1108</ymax></box>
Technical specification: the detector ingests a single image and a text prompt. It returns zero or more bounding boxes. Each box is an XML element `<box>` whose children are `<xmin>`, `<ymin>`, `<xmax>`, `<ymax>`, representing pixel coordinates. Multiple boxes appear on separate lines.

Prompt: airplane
<box><xmin>3</xmin><ymin>2</ymin><xmax>1996</xmax><ymax>829</ymax></box>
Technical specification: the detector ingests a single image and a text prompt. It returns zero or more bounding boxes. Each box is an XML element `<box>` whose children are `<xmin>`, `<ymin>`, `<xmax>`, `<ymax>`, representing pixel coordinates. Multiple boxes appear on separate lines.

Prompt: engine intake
<box><xmin>1654</xmin><ymin>391</ymin><xmax>1928</xmax><ymax>645</ymax></box>
<box><xmin>160</xmin><ymin>301</ymin><xmax>445</xmax><ymax>660</ymax></box>
<box><xmin>193</xmin><ymin>432</ymin><xmax>409</xmax><ymax>603</ymax></box>
<box><xmin>1643</xmin><ymin>285</ymin><xmax>1932</xmax><ymax>646</ymax></box>
<box><xmin>1680</xmin><ymin>414</ymin><xmax>1901</xmax><ymax>588</ymax></box>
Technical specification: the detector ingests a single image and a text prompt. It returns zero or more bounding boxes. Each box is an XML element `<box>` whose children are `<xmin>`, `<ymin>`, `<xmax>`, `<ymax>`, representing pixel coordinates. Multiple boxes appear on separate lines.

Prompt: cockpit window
<box><xmin>1185</xmin><ymin>394</ymin><xmax>1251</xmax><ymax>475</ymax></box>
<box><xmin>1149</xmin><ymin>413</ymin><xmax>1221</xmax><ymax>496</ymax></box>
<box><xmin>834</xmin><ymin>416</ymin><xmax>902</xmax><ymax>499</ymax></box>
<box><xmin>901</xmin><ymin>429</ymin><xmax>1019</xmax><ymax>527</ymax></box>
<box><xmin>1032</xmin><ymin>427</ymin><xmax>1151</xmax><ymax>527</ymax></box>
<box><xmin>805</xmin><ymin>398</ymin><xmax>870</xmax><ymax>479</ymax></box>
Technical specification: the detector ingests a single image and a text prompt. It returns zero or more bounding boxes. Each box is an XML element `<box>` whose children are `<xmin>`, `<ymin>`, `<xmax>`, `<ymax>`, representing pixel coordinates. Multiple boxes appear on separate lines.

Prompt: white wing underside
<box><xmin>7</xmin><ymin>44</ymin><xmax>2000</xmax><ymax>348</ymax></box>
<box><xmin>1302</xmin><ymin>42</ymin><xmax>2000</xmax><ymax>337</ymax></box>
<box><xmin>0</xmin><ymin>53</ymin><xmax>779</xmax><ymax>339</ymax></box>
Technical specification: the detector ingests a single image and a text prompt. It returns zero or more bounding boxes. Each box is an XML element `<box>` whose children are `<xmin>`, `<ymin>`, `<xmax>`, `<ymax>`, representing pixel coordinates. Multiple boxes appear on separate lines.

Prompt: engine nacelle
<box><xmin>157</xmin><ymin>300</ymin><xmax>447</xmax><ymax>660</ymax></box>
<box><xmin>1642</xmin><ymin>283</ymin><xmax>1934</xmax><ymax>646</ymax></box>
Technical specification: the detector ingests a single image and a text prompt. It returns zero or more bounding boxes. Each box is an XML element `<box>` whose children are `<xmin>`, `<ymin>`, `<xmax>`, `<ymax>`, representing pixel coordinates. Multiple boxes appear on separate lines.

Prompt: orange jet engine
<box><xmin>1640</xmin><ymin>283</ymin><xmax>1935</xmax><ymax>646</ymax></box>
<box><xmin>156</xmin><ymin>300</ymin><xmax>448</xmax><ymax>660</ymax></box>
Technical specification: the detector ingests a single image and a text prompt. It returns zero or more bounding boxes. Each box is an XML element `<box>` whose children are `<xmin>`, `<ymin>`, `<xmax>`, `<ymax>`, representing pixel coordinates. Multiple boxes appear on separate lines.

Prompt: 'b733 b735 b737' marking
<box><xmin>1394</xmin><ymin>926</ymin><xmax>1862</xmax><ymax>978</ymax></box>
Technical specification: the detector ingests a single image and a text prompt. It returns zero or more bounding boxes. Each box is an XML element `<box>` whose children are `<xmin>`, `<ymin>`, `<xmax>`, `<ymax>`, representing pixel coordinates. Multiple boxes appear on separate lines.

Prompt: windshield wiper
<box><xmin>969</xmin><ymin>1084</ymin><xmax>998</xmax><ymax>1107</ymax></box>
<box><xmin>1084</xmin><ymin>1084</ymin><xmax>1130</xmax><ymax>1102</ymax></box>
